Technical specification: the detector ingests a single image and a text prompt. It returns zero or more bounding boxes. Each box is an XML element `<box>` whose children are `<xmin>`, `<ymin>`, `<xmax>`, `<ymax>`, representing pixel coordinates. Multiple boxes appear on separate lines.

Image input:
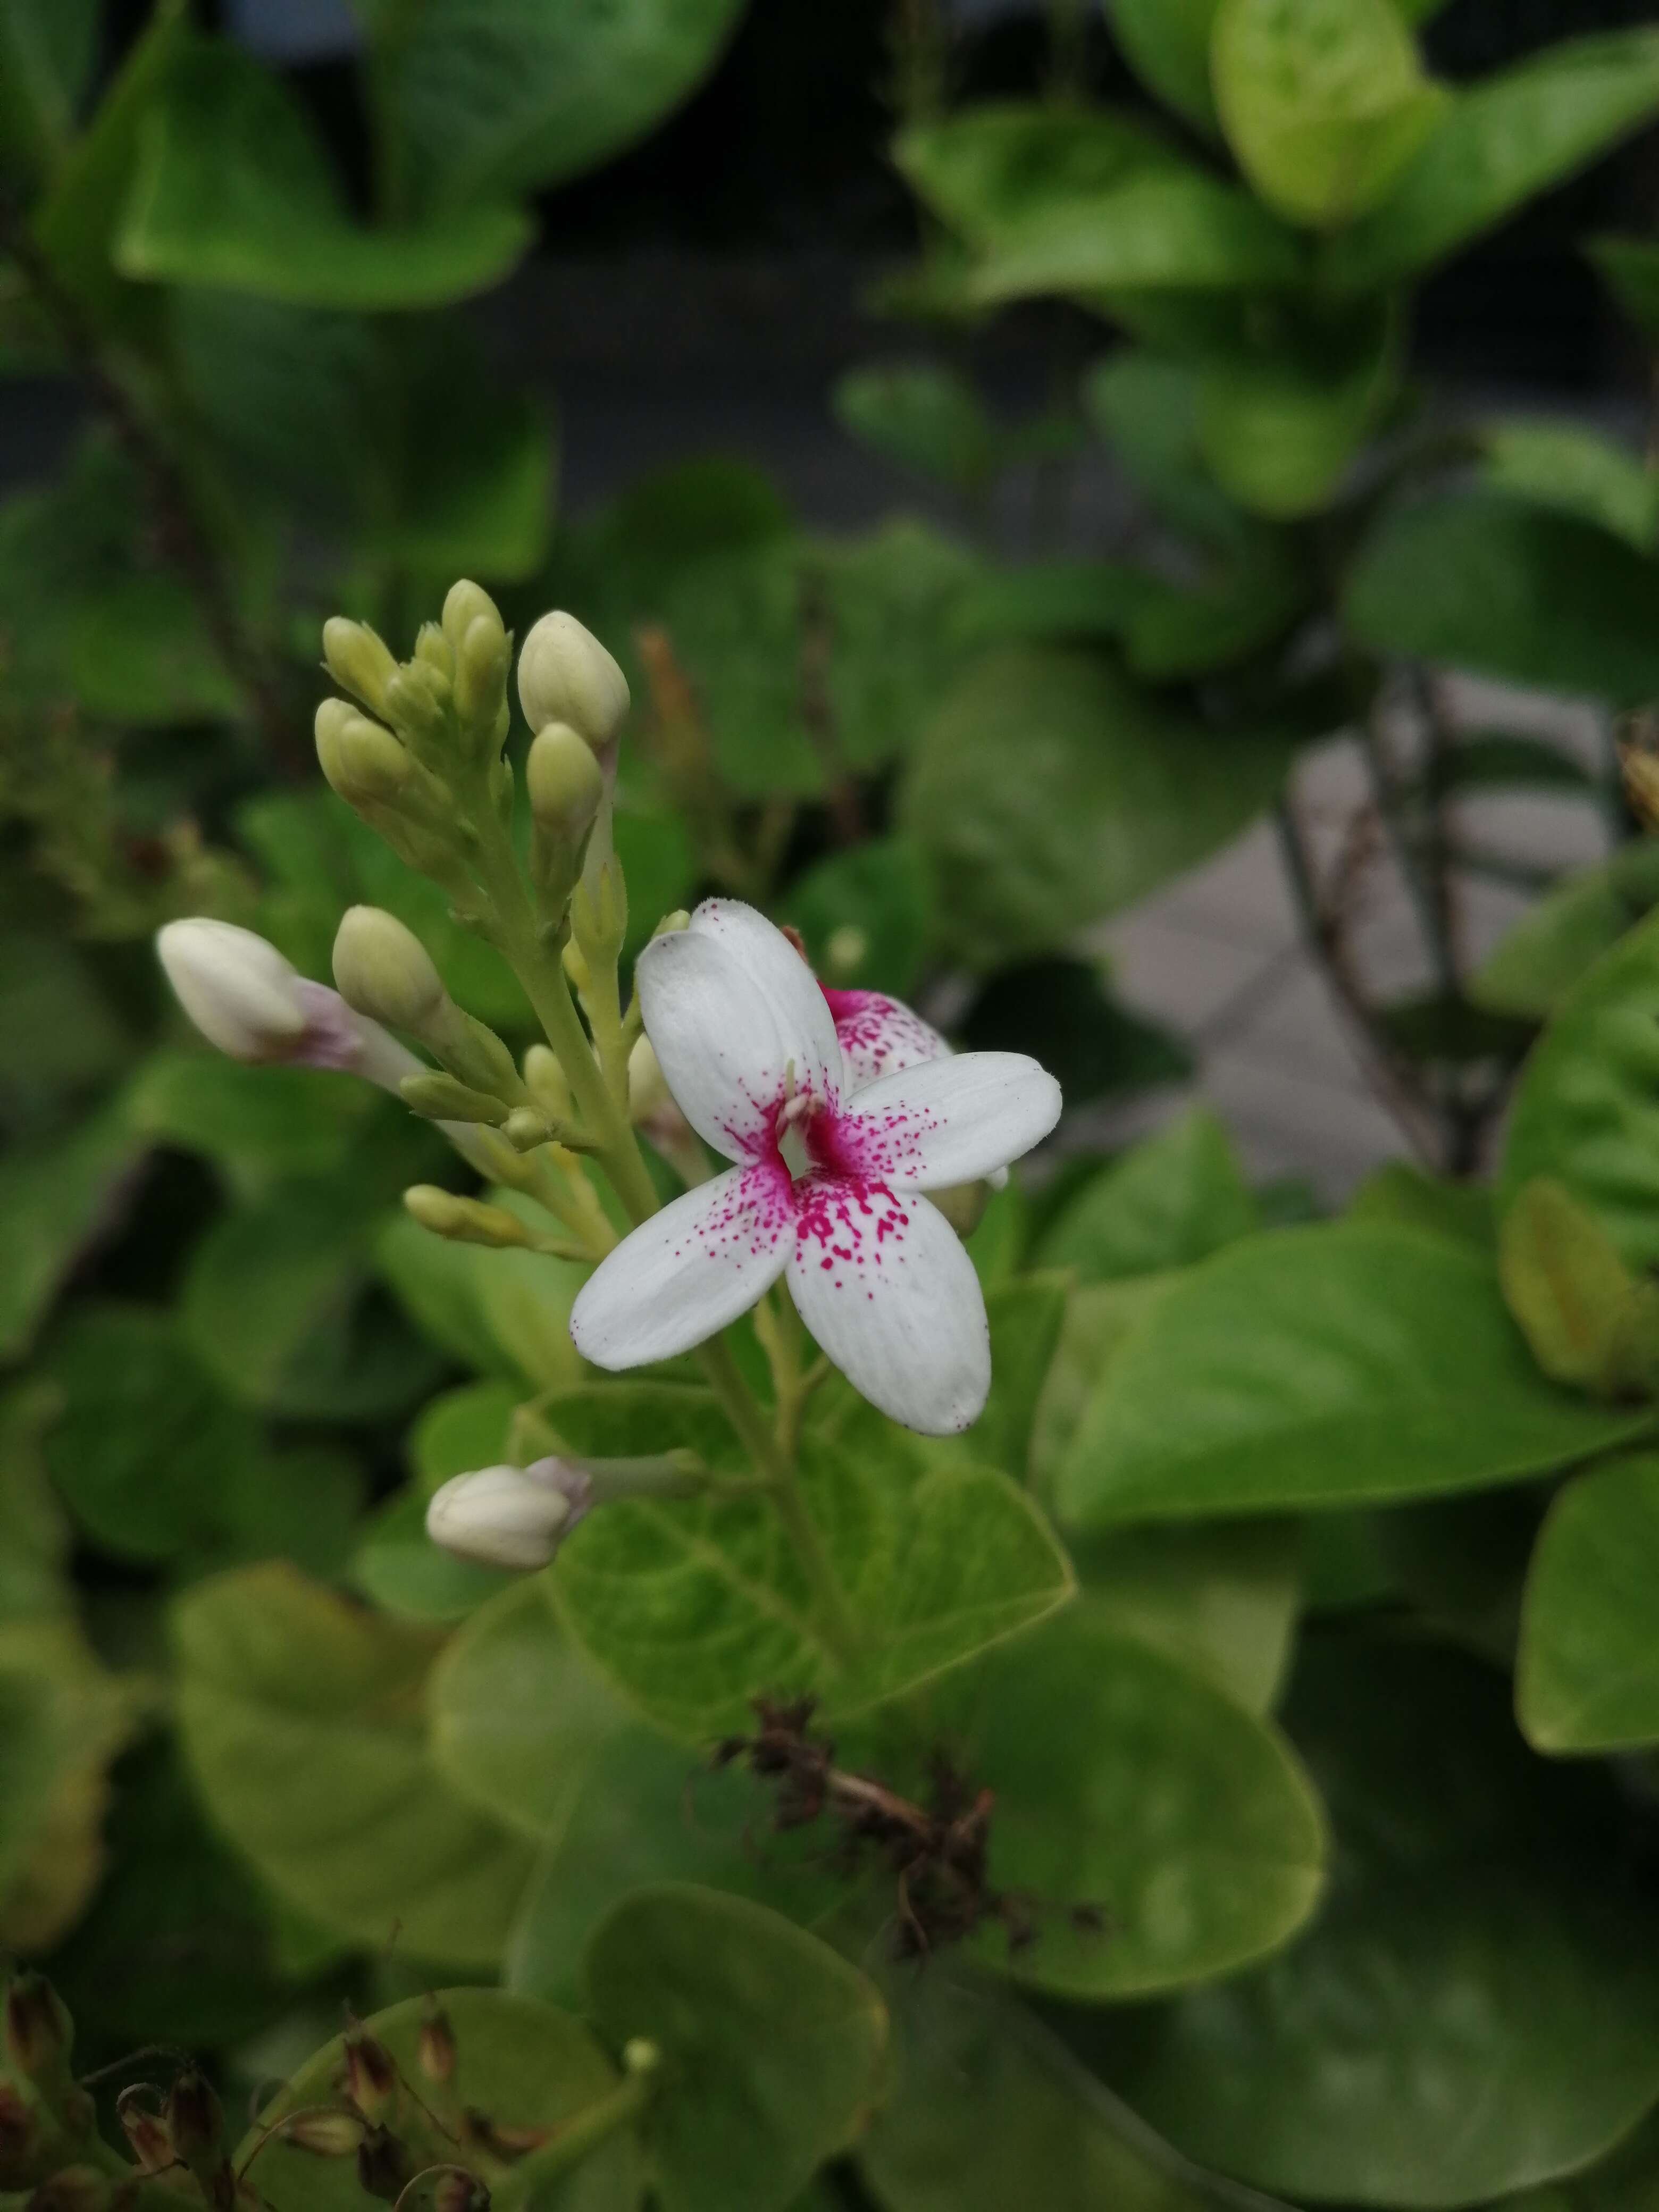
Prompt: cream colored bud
<box><xmin>523</xmin><ymin>1043</ymin><xmax>572</xmax><ymax>1121</ymax></box>
<box><xmin>517</xmin><ymin>610</ymin><xmax>629</xmax><ymax>747</ymax></box>
<box><xmin>426</xmin><ymin>1463</ymin><xmax>584</xmax><ymax>1569</ymax></box>
<box><xmin>332</xmin><ymin>906</ymin><xmax>447</xmax><ymax>1033</ymax></box>
<box><xmin>627</xmin><ymin>1035</ymin><xmax>672</xmax><ymax>1128</ymax></box>
<box><xmin>157</xmin><ymin>919</ymin><xmax>306</xmax><ymax>1062</ymax></box>
<box><xmin>321</xmin><ymin>617</ymin><xmax>397</xmax><ymax>717</ymax></box>
<box><xmin>455</xmin><ymin>611</ymin><xmax>510</xmax><ymax>733</ymax></box>
<box><xmin>404</xmin><ymin>1186</ymin><xmax>535</xmax><ymax>1249</ymax></box>
<box><xmin>383</xmin><ymin>662</ymin><xmax>448</xmax><ymax>740</ymax></box>
<box><xmin>526</xmin><ymin>720</ymin><xmax>605</xmax><ymax>844</ymax></box>
<box><xmin>315</xmin><ymin>699</ymin><xmax>409</xmax><ymax>803</ymax></box>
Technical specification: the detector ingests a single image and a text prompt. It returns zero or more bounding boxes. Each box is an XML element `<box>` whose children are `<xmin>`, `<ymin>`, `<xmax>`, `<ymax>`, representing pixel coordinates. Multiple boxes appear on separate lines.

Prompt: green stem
<box><xmin>495</xmin><ymin>2060</ymin><xmax>657</xmax><ymax>2200</ymax></box>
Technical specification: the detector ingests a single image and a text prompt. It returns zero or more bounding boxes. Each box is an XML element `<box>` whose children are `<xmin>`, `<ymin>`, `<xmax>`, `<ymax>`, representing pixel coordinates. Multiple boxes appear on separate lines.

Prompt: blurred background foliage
<box><xmin>10</xmin><ymin>2</ymin><xmax>1659</xmax><ymax>2209</ymax></box>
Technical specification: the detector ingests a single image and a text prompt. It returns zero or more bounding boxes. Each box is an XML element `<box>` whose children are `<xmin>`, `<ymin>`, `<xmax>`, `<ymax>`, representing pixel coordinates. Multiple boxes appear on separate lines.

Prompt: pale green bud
<box><xmin>927</xmin><ymin>1180</ymin><xmax>991</xmax><ymax>1239</ymax></box>
<box><xmin>414</xmin><ymin>622</ymin><xmax>454</xmax><ymax>678</ymax></box>
<box><xmin>442</xmin><ymin>578</ymin><xmax>501</xmax><ymax>648</ymax></box>
<box><xmin>315</xmin><ymin>699</ymin><xmax>409</xmax><ymax>804</ymax></box>
<box><xmin>526</xmin><ymin>720</ymin><xmax>605</xmax><ymax>844</ymax></box>
<box><xmin>401</xmin><ymin>1071</ymin><xmax>509</xmax><ymax>1124</ymax></box>
<box><xmin>523</xmin><ymin>1043</ymin><xmax>573</xmax><ymax>1121</ymax></box>
<box><xmin>332</xmin><ymin>905</ymin><xmax>447</xmax><ymax>1033</ymax></box>
<box><xmin>455</xmin><ymin>611</ymin><xmax>510</xmax><ymax>736</ymax></box>
<box><xmin>627</xmin><ymin>1034</ymin><xmax>673</xmax><ymax>1128</ymax></box>
<box><xmin>517</xmin><ymin>610</ymin><xmax>629</xmax><ymax>748</ymax></box>
<box><xmin>404</xmin><ymin>1185</ymin><xmax>535</xmax><ymax>1249</ymax></box>
<box><xmin>653</xmin><ymin>909</ymin><xmax>691</xmax><ymax>939</ymax></box>
<box><xmin>321</xmin><ymin>617</ymin><xmax>397</xmax><ymax>717</ymax></box>
<box><xmin>383</xmin><ymin>662</ymin><xmax>448</xmax><ymax>743</ymax></box>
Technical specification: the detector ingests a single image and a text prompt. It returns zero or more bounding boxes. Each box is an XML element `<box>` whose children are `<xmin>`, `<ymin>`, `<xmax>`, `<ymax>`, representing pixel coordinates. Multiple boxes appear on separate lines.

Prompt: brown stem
<box><xmin>1</xmin><ymin>205</ymin><xmax>305</xmax><ymax>774</ymax></box>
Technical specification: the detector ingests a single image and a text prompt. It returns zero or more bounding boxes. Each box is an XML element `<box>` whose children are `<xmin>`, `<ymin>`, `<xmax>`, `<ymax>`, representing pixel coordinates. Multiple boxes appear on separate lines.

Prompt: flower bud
<box><xmin>443</xmin><ymin>579</ymin><xmax>500</xmax><ymax>649</ymax></box>
<box><xmin>383</xmin><ymin>664</ymin><xmax>449</xmax><ymax>745</ymax></box>
<box><xmin>343</xmin><ymin>2033</ymin><xmax>398</xmax><ymax>2127</ymax></box>
<box><xmin>4</xmin><ymin>1975</ymin><xmax>70</xmax><ymax>2093</ymax></box>
<box><xmin>455</xmin><ymin>614</ymin><xmax>510</xmax><ymax>738</ymax></box>
<box><xmin>164</xmin><ymin>2069</ymin><xmax>224</xmax><ymax>2168</ymax></box>
<box><xmin>401</xmin><ymin>1074</ymin><xmax>509</xmax><ymax>1125</ymax></box>
<box><xmin>157</xmin><ymin>919</ymin><xmax>307</xmax><ymax>1062</ymax></box>
<box><xmin>426</xmin><ymin>1462</ymin><xmax>591</xmax><ymax>1570</ymax></box>
<box><xmin>357</xmin><ymin>2122</ymin><xmax>412</xmax><ymax>2202</ymax></box>
<box><xmin>116</xmin><ymin>2089</ymin><xmax>173</xmax><ymax>2174</ymax></box>
<box><xmin>404</xmin><ymin>1187</ymin><xmax>535</xmax><ymax>1249</ymax></box>
<box><xmin>414</xmin><ymin>623</ymin><xmax>454</xmax><ymax>679</ymax></box>
<box><xmin>927</xmin><ymin>1180</ymin><xmax>991</xmax><ymax>1240</ymax></box>
<box><xmin>279</xmin><ymin>2109</ymin><xmax>367</xmax><ymax>2157</ymax></box>
<box><xmin>526</xmin><ymin>722</ymin><xmax>605</xmax><ymax>845</ymax></box>
<box><xmin>316</xmin><ymin>699</ymin><xmax>411</xmax><ymax>805</ymax></box>
<box><xmin>523</xmin><ymin>1044</ymin><xmax>572</xmax><ymax>1121</ymax></box>
<box><xmin>417</xmin><ymin>2005</ymin><xmax>456</xmax><ymax>2087</ymax></box>
<box><xmin>332</xmin><ymin>907</ymin><xmax>448</xmax><ymax>1035</ymax></box>
<box><xmin>322</xmin><ymin>618</ymin><xmax>398</xmax><ymax>718</ymax></box>
<box><xmin>21</xmin><ymin>2166</ymin><xmax>107</xmax><ymax>2212</ymax></box>
<box><xmin>517</xmin><ymin>611</ymin><xmax>629</xmax><ymax>748</ymax></box>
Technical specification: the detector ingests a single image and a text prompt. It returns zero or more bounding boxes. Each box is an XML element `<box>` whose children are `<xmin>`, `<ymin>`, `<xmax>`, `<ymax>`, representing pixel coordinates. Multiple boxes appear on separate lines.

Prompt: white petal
<box><xmin>825</xmin><ymin>988</ymin><xmax>951</xmax><ymax>1086</ymax></box>
<box><xmin>831</xmin><ymin>1052</ymin><xmax>1061</xmax><ymax>1191</ymax></box>
<box><xmin>787</xmin><ymin>1180</ymin><xmax>990</xmax><ymax>1435</ymax></box>
<box><xmin>569</xmin><ymin>1163</ymin><xmax>793</xmax><ymax>1368</ymax></box>
<box><xmin>636</xmin><ymin>912</ymin><xmax>839</xmax><ymax>1162</ymax></box>
<box><xmin>426</xmin><ymin>1464</ymin><xmax>575</xmax><ymax>1569</ymax></box>
<box><xmin>157</xmin><ymin>919</ymin><xmax>307</xmax><ymax>1062</ymax></box>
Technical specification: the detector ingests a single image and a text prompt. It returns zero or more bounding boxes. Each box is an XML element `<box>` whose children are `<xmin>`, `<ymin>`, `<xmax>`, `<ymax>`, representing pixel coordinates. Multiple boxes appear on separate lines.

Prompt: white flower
<box><xmin>569</xmin><ymin>900</ymin><xmax>1062</xmax><ymax>1435</ymax></box>
<box><xmin>426</xmin><ymin>1459</ymin><xmax>593</xmax><ymax>1570</ymax></box>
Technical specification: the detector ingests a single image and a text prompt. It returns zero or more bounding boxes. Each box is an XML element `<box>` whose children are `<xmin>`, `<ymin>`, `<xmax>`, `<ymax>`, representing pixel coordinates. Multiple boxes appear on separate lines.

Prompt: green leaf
<box><xmin>1196</xmin><ymin>301</ymin><xmax>1401</xmax><ymax>516</ymax></box>
<box><xmin>1084</xmin><ymin>353</ymin><xmax>1252</xmax><ymax>552</ymax></box>
<box><xmin>1122</xmin><ymin>546</ymin><xmax>1312</xmax><ymax>678</ymax></box>
<box><xmin>1498</xmin><ymin>907</ymin><xmax>1659</xmax><ymax>1273</ymax></box>
<box><xmin>952</xmin><ymin>1608</ymin><xmax>1325</xmax><ymax>1998</ymax></box>
<box><xmin>241</xmin><ymin>1988</ymin><xmax>641</xmax><ymax>2212</ymax></box>
<box><xmin>0</xmin><ymin>1389</ymin><xmax>70</xmax><ymax>1629</ymax></box>
<box><xmin>1343</xmin><ymin>489</ymin><xmax>1659</xmax><ymax>707</ymax></box>
<box><xmin>785</xmin><ymin>838</ymin><xmax>931</xmax><ymax>998</ymax></box>
<box><xmin>1101</xmin><ymin>0</ymin><xmax>1221</xmax><ymax>137</ymax></box>
<box><xmin>173</xmin><ymin>1563</ymin><xmax>537</xmax><ymax>1964</ymax></box>
<box><xmin>1058</xmin><ymin>1222</ymin><xmax>1649</xmax><ymax>1526</ymax></box>
<box><xmin>1031</xmin><ymin>1273</ymin><xmax>1188</xmax><ymax>1487</ymax></box>
<box><xmin>1472</xmin><ymin>844</ymin><xmax>1659</xmax><ymax>1021</ymax></box>
<box><xmin>1498</xmin><ymin>1178</ymin><xmax>1655</xmax><ymax>1396</ymax></box>
<box><xmin>547</xmin><ymin>1386</ymin><xmax>1073</xmax><ymax>1739</ymax></box>
<box><xmin>353</xmin><ymin>1487</ymin><xmax>522</xmax><ymax>1624</ymax></box>
<box><xmin>0</xmin><ymin>0</ymin><xmax>102</xmax><ymax>182</ymax></box>
<box><xmin>968</xmin><ymin>172</ymin><xmax>1304</xmax><ymax>303</ymax></box>
<box><xmin>1326</xmin><ymin>30</ymin><xmax>1659</xmax><ymax>294</ymax></box>
<box><xmin>1085</xmin><ymin>1635</ymin><xmax>1659</xmax><ymax>2208</ymax></box>
<box><xmin>1035</xmin><ymin>1109</ymin><xmax>1259</xmax><ymax>1283</ymax></box>
<box><xmin>899</xmin><ymin>646</ymin><xmax>1294</xmax><ymax>969</ymax></box>
<box><xmin>0</xmin><ymin>1102</ymin><xmax>142</xmax><ymax>1362</ymax></box>
<box><xmin>583</xmin><ymin>1884</ymin><xmax>888</xmax><ymax>2212</ymax></box>
<box><xmin>833</xmin><ymin>363</ymin><xmax>999</xmax><ymax>493</ymax></box>
<box><xmin>1068</xmin><ymin>1519</ymin><xmax>1301</xmax><ymax>1714</ymax></box>
<box><xmin>508</xmin><ymin>1727</ymin><xmax>833</xmax><ymax>2008</ymax></box>
<box><xmin>378</xmin><ymin>1200</ymin><xmax>589</xmax><ymax>1393</ymax></box>
<box><xmin>1212</xmin><ymin>0</ymin><xmax>1448</xmax><ymax>228</ymax></box>
<box><xmin>370</xmin><ymin>0</ymin><xmax>746</xmax><ymax>209</ymax></box>
<box><xmin>0</xmin><ymin>431</ymin><xmax>239</xmax><ymax>723</ymax></box>
<box><xmin>0</xmin><ymin>1614</ymin><xmax>141</xmax><ymax>1950</ymax></box>
<box><xmin>125</xmin><ymin>1048</ymin><xmax>378</xmax><ymax>1183</ymax></box>
<box><xmin>1482</xmin><ymin>418</ymin><xmax>1659</xmax><ymax>555</ymax></box>
<box><xmin>895</xmin><ymin>100</ymin><xmax>1301</xmax><ymax>298</ymax></box>
<box><xmin>1346</xmin><ymin>1159</ymin><xmax>1494</xmax><ymax>1247</ymax></box>
<box><xmin>32</xmin><ymin>0</ymin><xmax>190</xmax><ymax>336</ymax></box>
<box><xmin>1519</xmin><ymin>1453</ymin><xmax>1659</xmax><ymax>1753</ymax></box>
<box><xmin>182</xmin><ymin>1180</ymin><xmax>447</xmax><ymax>1421</ymax></box>
<box><xmin>409</xmin><ymin>1379</ymin><xmax>524</xmax><ymax>1489</ymax></box>
<box><xmin>116</xmin><ymin>38</ymin><xmax>531</xmax><ymax>308</ymax></box>
<box><xmin>40</xmin><ymin>1302</ymin><xmax>256</xmax><ymax>1564</ymax></box>
<box><xmin>861</xmin><ymin>1972</ymin><xmax>1279</xmax><ymax>2212</ymax></box>
<box><xmin>964</xmin><ymin>1276</ymin><xmax>1070</xmax><ymax>1483</ymax></box>
<box><xmin>429</xmin><ymin>1578</ymin><xmax>633</xmax><ymax>1839</ymax></box>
